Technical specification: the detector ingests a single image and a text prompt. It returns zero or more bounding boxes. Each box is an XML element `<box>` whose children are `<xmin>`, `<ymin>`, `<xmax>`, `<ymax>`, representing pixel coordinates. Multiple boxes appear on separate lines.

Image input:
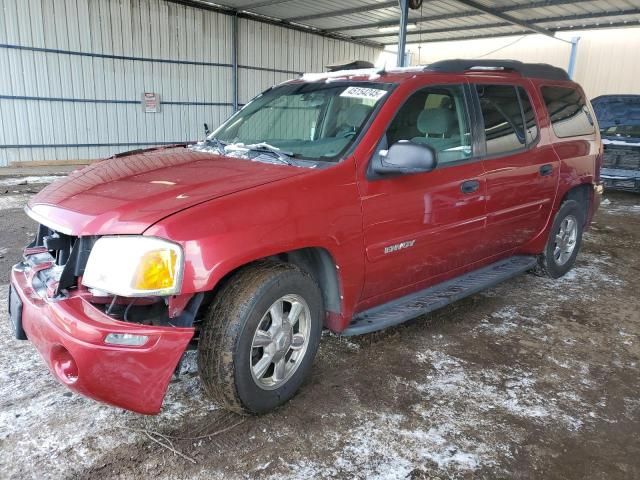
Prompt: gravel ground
<box><xmin>0</xmin><ymin>173</ymin><xmax>638</xmax><ymax>479</ymax></box>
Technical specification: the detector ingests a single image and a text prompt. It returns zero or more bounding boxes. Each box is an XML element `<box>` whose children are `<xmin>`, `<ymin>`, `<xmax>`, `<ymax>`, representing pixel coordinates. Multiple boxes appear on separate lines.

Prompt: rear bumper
<box><xmin>10</xmin><ymin>264</ymin><xmax>194</xmax><ymax>414</ymax></box>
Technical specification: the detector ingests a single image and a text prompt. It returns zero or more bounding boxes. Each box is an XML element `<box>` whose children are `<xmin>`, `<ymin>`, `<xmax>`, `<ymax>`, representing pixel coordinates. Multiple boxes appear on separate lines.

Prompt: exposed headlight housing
<box><xmin>82</xmin><ymin>236</ymin><xmax>183</xmax><ymax>297</ymax></box>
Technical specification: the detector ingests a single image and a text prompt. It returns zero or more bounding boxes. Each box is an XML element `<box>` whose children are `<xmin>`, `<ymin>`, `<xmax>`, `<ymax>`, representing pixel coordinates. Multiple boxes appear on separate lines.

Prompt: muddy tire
<box><xmin>538</xmin><ymin>199</ymin><xmax>585</xmax><ymax>279</ymax></box>
<box><xmin>198</xmin><ymin>261</ymin><xmax>323</xmax><ymax>414</ymax></box>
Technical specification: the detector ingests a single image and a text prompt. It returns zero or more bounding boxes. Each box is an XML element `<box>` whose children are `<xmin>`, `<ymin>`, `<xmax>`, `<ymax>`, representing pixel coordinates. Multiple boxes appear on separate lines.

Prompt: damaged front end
<box><xmin>9</xmin><ymin>219</ymin><xmax>198</xmax><ymax>414</ymax></box>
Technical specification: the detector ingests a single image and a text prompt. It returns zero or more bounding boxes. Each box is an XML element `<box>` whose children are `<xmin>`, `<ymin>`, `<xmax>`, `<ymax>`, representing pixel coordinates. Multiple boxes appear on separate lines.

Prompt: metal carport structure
<box><xmin>183</xmin><ymin>0</ymin><xmax>640</xmax><ymax>66</ymax></box>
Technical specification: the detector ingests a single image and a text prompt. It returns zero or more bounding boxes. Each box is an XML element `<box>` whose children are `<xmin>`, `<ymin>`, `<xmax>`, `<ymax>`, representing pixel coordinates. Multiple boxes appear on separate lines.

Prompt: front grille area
<box><xmin>32</xmin><ymin>224</ymin><xmax>77</xmax><ymax>266</ymax></box>
<box><xmin>29</xmin><ymin>224</ymin><xmax>97</xmax><ymax>294</ymax></box>
<box><xmin>603</xmin><ymin>145</ymin><xmax>640</xmax><ymax>170</ymax></box>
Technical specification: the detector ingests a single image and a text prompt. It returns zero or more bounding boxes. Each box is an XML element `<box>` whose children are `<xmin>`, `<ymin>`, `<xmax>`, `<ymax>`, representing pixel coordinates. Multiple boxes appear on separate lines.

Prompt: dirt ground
<box><xmin>0</xmin><ymin>172</ymin><xmax>638</xmax><ymax>480</ymax></box>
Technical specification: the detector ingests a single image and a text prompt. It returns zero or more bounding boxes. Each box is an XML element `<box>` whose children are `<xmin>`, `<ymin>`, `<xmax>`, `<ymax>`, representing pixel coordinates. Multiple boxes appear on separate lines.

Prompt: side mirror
<box><xmin>204</xmin><ymin>123</ymin><xmax>211</xmax><ymax>136</ymax></box>
<box><xmin>373</xmin><ymin>140</ymin><xmax>437</xmax><ymax>175</ymax></box>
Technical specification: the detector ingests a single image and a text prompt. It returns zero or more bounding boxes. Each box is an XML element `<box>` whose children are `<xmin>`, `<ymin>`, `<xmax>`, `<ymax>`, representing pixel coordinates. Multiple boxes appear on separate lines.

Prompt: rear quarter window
<box><xmin>541</xmin><ymin>86</ymin><xmax>595</xmax><ymax>138</ymax></box>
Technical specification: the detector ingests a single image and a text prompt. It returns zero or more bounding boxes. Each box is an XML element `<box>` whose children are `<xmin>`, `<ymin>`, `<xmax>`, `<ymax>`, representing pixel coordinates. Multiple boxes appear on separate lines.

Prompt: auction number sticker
<box><xmin>340</xmin><ymin>86</ymin><xmax>387</xmax><ymax>101</ymax></box>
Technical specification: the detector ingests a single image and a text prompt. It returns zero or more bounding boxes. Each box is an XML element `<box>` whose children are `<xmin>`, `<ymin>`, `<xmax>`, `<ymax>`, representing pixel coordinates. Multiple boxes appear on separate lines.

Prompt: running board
<box><xmin>342</xmin><ymin>255</ymin><xmax>537</xmax><ymax>336</ymax></box>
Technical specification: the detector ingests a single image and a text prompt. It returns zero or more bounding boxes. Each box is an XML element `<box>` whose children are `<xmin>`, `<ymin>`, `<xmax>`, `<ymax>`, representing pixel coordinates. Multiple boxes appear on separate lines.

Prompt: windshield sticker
<box><xmin>340</xmin><ymin>86</ymin><xmax>387</xmax><ymax>101</ymax></box>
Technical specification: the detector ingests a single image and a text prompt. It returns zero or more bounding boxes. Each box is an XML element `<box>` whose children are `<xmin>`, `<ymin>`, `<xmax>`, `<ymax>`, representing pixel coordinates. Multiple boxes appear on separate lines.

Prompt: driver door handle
<box><xmin>460</xmin><ymin>179</ymin><xmax>480</xmax><ymax>194</ymax></box>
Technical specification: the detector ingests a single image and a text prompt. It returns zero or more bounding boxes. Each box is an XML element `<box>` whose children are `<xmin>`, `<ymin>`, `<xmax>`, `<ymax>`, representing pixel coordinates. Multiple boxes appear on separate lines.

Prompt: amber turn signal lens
<box><xmin>132</xmin><ymin>249</ymin><xmax>178</xmax><ymax>291</ymax></box>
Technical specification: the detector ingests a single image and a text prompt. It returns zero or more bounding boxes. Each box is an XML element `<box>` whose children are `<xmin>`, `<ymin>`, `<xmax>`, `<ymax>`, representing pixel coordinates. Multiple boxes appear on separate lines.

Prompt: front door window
<box><xmin>386</xmin><ymin>85</ymin><xmax>472</xmax><ymax>164</ymax></box>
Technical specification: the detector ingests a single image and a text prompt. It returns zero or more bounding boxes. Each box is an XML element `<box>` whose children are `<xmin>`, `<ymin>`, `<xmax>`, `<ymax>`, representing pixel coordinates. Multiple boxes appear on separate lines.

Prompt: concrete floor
<box><xmin>0</xmin><ymin>171</ymin><xmax>638</xmax><ymax>479</ymax></box>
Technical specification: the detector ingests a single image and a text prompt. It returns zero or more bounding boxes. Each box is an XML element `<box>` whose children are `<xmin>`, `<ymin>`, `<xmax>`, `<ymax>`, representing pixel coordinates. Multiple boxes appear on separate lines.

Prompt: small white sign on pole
<box><xmin>142</xmin><ymin>92</ymin><xmax>160</xmax><ymax>113</ymax></box>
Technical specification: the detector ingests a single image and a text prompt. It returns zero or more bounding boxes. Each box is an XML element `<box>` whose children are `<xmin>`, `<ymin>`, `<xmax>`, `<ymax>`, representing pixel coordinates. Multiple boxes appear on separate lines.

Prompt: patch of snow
<box><xmin>323</xmin><ymin>330</ymin><xmax>361</xmax><ymax>351</ymax></box>
<box><xmin>265</xmin><ymin>405</ymin><xmax>494</xmax><ymax>479</ymax></box>
<box><xmin>333</xmin><ymin>414</ymin><xmax>483</xmax><ymax>478</ymax></box>
<box><xmin>474</xmin><ymin>305</ymin><xmax>542</xmax><ymax>337</ymax></box>
<box><xmin>601</xmin><ymin>202</ymin><xmax>640</xmax><ymax>216</ymax></box>
<box><xmin>407</xmin><ymin>350</ymin><xmax>585</xmax><ymax>432</ymax></box>
<box><xmin>544</xmin><ymin>253</ymin><xmax>622</xmax><ymax>289</ymax></box>
<box><xmin>177</xmin><ymin>349</ymin><xmax>199</xmax><ymax>375</ymax></box>
<box><xmin>549</xmin><ymin>356</ymin><xmax>572</xmax><ymax>369</ymax></box>
<box><xmin>0</xmin><ymin>175</ymin><xmax>64</xmax><ymax>186</ymax></box>
<box><xmin>0</xmin><ymin>195</ymin><xmax>29</xmax><ymax>210</ymax></box>
<box><xmin>399</xmin><ymin>425</ymin><xmax>482</xmax><ymax>470</ymax></box>
<box><xmin>624</xmin><ymin>397</ymin><xmax>640</xmax><ymax>419</ymax></box>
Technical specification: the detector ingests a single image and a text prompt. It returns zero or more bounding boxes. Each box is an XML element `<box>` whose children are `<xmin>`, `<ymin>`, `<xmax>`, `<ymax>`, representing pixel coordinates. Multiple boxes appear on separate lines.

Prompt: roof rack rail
<box><xmin>425</xmin><ymin>59</ymin><xmax>570</xmax><ymax>81</ymax></box>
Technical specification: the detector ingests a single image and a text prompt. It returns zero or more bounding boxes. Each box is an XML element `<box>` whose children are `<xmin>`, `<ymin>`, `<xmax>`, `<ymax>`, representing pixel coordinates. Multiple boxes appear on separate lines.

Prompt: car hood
<box><xmin>592</xmin><ymin>95</ymin><xmax>640</xmax><ymax>129</ymax></box>
<box><xmin>27</xmin><ymin>146</ymin><xmax>307</xmax><ymax>236</ymax></box>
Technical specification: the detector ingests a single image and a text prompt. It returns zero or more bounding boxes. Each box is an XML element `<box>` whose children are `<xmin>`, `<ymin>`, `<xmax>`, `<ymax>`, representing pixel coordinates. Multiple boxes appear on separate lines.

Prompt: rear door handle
<box><xmin>460</xmin><ymin>179</ymin><xmax>480</xmax><ymax>194</ymax></box>
<box><xmin>539</xmin><ymin>164</ymin><xmax>553</xmax><ymax>176</ymax></box>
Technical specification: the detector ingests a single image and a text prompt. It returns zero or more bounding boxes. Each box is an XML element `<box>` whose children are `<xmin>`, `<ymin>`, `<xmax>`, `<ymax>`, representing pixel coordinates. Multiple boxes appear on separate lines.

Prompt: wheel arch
<box><xmin>201</xmin><ymin>246</ymin><xmax>343</xmax><ymax>328</ymax></box>
<box><xmin>521</xmin><ymin>181</ymin><xmax>595</xmax><ymax>256</ymax></box>
<box><xmin>560</xmin><ymin>182</ymin><xmax>593</xmax><ymax>225</ymax></box>
<box><xmin>269</xmin><ymin>247</ymin><xmax>341</xmax><ymax>315</ymax></box>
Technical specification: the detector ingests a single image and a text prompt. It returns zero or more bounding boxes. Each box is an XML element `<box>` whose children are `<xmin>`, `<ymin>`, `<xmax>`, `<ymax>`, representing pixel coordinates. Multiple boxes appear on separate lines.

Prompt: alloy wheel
<box><xmin>249</xmin><ymin>294</ymin><xmax>311</xmax><ymax>390</ymax></box>
<box><xmin>553</xmin><ymin>214</ymin><xmax>578</xmax><ymax>266</ymax></box>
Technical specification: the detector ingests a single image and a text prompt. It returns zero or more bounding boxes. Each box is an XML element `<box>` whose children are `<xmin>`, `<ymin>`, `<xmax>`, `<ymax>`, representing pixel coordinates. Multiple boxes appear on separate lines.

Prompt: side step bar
<box><xmin>342</xmin><ymin>255</ymin><xmax>537</xmax><ymax>336</ymax></box>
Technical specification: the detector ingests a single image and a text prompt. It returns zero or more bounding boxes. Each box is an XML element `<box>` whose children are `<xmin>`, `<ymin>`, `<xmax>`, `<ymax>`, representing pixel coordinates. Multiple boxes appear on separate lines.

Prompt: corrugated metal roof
<box><xmin>178</xmin><ymin>0</ymin><xmax>640</xmax><ymax>47</ymax></box>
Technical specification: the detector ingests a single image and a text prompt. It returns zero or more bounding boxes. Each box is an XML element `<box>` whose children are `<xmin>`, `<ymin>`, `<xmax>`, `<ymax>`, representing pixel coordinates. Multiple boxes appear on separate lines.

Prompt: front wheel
<box><xmin>198</xmin><ymin>261</ymin><xmax>323</xmax><ymax>414</ymax></box>
<box><xmin>538</xmin><ymin>199</ymin><xmax>585</xmax><ymax>278</ymax></box>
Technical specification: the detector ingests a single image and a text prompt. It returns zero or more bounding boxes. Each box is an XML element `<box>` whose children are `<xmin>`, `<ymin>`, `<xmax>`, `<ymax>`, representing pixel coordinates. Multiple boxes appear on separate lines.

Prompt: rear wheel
<box><xmin>198</xmin><ymin>261</ymin><xmax>323</xmax><ymax>414</ymax></box>
<box><xmin>538</xmin><ymin>199</ymin><xmax>585</xmax><ymax>278</ymax></box>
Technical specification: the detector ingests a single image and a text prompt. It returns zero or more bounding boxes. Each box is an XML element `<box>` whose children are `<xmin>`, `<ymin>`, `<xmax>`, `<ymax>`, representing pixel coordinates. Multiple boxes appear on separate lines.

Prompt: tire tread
<box><xmin>198</xmin><ymin>261</ymin><xmax>319</xmax><ymax>414</ymax></box>
<box><xmin>537</xmin><ymin>199</ymin><xmax>585</xmax><ymax>279</ymax></box>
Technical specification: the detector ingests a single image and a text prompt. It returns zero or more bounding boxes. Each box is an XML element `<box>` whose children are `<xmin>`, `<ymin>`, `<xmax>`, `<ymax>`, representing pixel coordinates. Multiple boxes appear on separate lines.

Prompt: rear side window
<box><xmin>541</xmin><ymin>86</ymin><xmax>595</xmax><ymax>137</ymax></box>
<box><xmin>476</xmin><ymin>85</ymin><xmax>528</xmax><ymax>156</ymax></box>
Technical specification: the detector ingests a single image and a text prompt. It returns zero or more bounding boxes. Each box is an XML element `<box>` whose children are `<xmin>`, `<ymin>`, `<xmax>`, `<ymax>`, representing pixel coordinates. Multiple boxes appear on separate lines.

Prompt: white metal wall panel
<box><xmin>0</xmin><ymin>0</ymin><xmax>381</xmax><ymax>166</ymax></box>
<box><xmin>571</xmin><ymin>28</ymin><xmax>640</xmax><ymax>99</ymax></box>
<box><xmin>406</xmin><ymin>27</ymin><xmax>640</xmax><ymax>99</ymax></box>
<box><xmin>237</xmin><ymin>18</ymin><xmax>380</xmax><ymax>105</ymax></box>
<box><xmin>0</xmin><ymin>0</ymin><xmax>235</xmax><ymax>165</ymax></box>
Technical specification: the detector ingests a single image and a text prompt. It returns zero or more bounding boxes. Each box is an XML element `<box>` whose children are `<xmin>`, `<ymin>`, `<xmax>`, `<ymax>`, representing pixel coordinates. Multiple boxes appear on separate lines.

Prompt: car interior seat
<box><xmin>411</xmin><ymin>108</ymin><xmax>461</xmax><ymax>152</ymax></box>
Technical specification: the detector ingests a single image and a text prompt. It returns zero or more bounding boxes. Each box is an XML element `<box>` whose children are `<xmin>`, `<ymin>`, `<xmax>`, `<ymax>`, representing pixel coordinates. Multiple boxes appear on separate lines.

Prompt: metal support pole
<box><xmin>567</xmin><ymin>36</ymin><xmax>580</xmax><ymax>80</ymax></box>
<box><xmin>397</xmin><ymin>0</ymin><xmax>409</xmax><ymax>67</ymax></box>
<box><xmin>232</xmin><ymin>13</ymin><xmax>239</xmax><ymax>112</ymax></box>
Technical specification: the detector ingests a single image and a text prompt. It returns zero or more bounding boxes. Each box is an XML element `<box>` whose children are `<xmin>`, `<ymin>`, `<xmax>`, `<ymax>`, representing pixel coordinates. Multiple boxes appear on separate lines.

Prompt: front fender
<box><xmin>144</xmin><ymin>161</ymin><xmax>365</xmax><ymax>322</ymax></box>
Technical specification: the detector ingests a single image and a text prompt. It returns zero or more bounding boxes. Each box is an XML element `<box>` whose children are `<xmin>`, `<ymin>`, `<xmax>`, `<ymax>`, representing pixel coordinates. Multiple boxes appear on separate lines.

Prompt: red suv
<box><xmin>9</xmin><ymin>60</ymin><xmax>602</xmax><ymax>415</ymax></box>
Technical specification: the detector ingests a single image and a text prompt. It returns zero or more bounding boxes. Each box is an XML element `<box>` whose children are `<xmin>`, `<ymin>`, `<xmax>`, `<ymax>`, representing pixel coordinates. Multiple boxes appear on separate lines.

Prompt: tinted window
<box><xmin>518</xmin><ymin>86</ymin><xmax>539</xmax><ymax>144</ymax></box>
<box><xmin>386</xmin><ymin>85</ymin><xmax>471</xmax><ymax>164</ymax></box>
<box><xmin>542</xmin><ymin>86</ymin><xmax>595</xmax><ymax>138</ymax></box>
<box><xmin>477</xmin><ymin>85</ymin><xmax>526</xmax><ymax>156</ymax></box>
